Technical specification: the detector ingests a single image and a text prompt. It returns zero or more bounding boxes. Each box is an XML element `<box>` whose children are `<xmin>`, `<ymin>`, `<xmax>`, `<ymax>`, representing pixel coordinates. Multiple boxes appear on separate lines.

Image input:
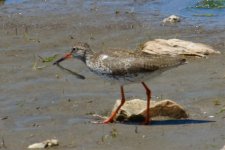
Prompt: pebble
<box><xmin>28</xmin><ymin>139</ymin><xmax>59</xmax><ymax>149</ymax></box>
<box><xmin>162</xmin><ymin>15</ymin><xmax>181</xmax><ymax>24</ymax></box>
<box><xmin>208</xmin><ymin>116</ymin><xmax>215</xmax><ymax>118</ymax></box>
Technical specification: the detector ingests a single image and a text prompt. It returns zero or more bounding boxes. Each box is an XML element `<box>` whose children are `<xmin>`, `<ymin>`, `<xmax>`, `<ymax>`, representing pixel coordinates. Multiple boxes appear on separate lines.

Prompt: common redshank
<box><xmin>53</xmin><ymin>42</ymin><xmax>186</xmax><ymax>125</ymax></box>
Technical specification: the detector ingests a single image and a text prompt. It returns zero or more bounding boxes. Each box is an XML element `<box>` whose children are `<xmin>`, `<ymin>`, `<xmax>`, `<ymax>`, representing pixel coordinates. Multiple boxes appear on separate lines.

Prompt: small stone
<box><xmin>162</xmin><ymin>15</ymin><xmax>181</xmax><ymax>24</ymax></box>
<box><xmin>208</xmin><ymin>115</ymin><xmax>215</xmax><ymax>118</ymax></box>
<box><xmin>115</xmin><ymin>10</ymin><xmax>120</xmax><ymax>14</ymax></box>
<box><xmin>55</xmin><ymin>74</ymin><xmax>60</xmax><ymax>79</ymax></box>
<box><xmin>1</xmin><ymin>116</ymin><xmax>8</xmax><ymax>120</ymax></box>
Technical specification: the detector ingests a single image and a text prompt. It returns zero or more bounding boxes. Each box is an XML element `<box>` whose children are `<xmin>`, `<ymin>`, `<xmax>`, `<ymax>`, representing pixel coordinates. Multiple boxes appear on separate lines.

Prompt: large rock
<box><xmin>112</xmin><ymin>99</ymin><xmax>188</xmax><ymax>122</ymax></box>
<box><xmin>141</xmin><ymin>39</ymin><xmax>220</xmax><ymax>57</ymax></box>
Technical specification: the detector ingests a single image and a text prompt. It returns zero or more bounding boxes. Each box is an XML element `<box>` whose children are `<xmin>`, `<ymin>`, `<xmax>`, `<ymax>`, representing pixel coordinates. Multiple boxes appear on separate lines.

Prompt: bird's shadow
<box><xmin>55</xmin><ymin>63</ymin><xmax>85</xmax><ymax>80</ymax></box>
<box><xmin>122</xmin><ymin>119</ymin><xmax>215</xmax><ymax>126</ymax></box>
<box><xmin>91</xmin><ymin>114</ymin><xmax>215</xmax><ymax>126</ymax></box>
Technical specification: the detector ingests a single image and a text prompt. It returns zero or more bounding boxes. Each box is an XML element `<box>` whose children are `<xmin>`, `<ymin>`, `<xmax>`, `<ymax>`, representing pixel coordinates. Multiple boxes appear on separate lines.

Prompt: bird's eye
<box><xmin>71</xmin><ymin>47</ymin><xmax>77</xmax><ymax>53</ymax></box>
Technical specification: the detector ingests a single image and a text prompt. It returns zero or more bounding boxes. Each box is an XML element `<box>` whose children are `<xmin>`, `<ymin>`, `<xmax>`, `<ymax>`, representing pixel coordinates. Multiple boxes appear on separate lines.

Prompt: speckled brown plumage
<box><xmin>71</xmin><ymin>43</ymin><xmax>186</xmax><ymax>84</ymax></box>
<box><xmin>88</xmin><ymin>49</ymin><xmax>185</xmax><ymax>75</ymax></box>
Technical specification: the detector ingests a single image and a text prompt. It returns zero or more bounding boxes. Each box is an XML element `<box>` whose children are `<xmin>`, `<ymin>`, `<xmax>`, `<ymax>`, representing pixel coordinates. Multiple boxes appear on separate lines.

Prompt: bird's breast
<box><xmin>86</xmin><ymin>55</ymin><xmax>112</xmax><ymax>74</ymax></box>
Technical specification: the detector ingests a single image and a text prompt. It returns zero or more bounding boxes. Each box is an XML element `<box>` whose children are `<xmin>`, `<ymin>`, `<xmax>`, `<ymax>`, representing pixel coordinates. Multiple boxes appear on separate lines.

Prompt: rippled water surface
<box><xmin>1</xmin><ymin>0</ymin><xmax>225</xmax><ymax>28</ymax></box>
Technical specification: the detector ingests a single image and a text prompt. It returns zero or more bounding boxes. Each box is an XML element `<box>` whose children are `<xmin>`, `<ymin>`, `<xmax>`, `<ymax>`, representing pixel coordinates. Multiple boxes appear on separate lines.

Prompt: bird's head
<box><xmin>53</xmin><ymin>42</ymin><xmax>91</xmax><ymax>65</ymax></box>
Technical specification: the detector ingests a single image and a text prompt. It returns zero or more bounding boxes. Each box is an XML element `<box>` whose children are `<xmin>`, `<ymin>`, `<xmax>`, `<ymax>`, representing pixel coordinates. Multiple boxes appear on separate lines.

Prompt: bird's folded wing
<box><xmin>102</xmin><ymin>55</ymin><xmax>184</xmax><ymax>75</ymax></box>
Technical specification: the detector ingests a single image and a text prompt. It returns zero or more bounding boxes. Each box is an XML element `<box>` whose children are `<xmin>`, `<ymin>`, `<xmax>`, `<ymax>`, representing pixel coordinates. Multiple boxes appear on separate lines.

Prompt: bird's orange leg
<box><xmin>141</xmin><ymin>82</ymin><xmax>151</xmax><ymax>125</ymax></box>
<box><xmin>103</xmin><ymin>86</ymin><xmax>125</xmax><ymax>124</ymax></box>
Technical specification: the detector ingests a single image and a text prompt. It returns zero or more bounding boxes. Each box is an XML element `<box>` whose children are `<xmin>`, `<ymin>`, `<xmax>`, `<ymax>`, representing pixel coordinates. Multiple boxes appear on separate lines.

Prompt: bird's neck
<box><xmin>83</xmin><ymin>49</ymin><xmax>94</xmax><ymax>63</ymax></box>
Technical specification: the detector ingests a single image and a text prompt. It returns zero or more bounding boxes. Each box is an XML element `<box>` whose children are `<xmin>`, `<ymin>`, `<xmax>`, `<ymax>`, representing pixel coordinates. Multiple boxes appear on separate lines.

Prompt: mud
<box><xmin>0</xmin><ymin>0</ymin><xmax>225</xmax><ymax>150</ymax></box>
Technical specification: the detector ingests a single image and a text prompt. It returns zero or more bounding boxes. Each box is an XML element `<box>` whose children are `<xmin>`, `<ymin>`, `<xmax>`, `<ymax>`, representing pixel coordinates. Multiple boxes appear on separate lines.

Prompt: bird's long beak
<box><xmin>53</xmin><ymin>53</ymin><xmax>72</xmax><ymax>65</ymax></box>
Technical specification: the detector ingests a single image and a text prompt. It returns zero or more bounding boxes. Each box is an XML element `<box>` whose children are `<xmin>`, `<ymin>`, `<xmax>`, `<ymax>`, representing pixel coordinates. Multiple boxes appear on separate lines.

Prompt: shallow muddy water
<box><xmin>0</xmin><ymin>0</ymin><xmax>225</xmax><ymax>150</ymax></box>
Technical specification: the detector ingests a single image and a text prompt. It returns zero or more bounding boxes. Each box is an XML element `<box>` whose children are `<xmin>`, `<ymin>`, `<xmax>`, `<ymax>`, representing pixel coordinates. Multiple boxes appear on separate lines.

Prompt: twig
<box><xmin>135</xmin><ymin>126</ymin><xmax>138</xmax><ymax>134</ymax></box>
<box><xmin>1</xmin><ymin>136</ymin><xmax>7</xmax><ymax>149</ymax></box>
<box><xmin>32</xmin><ymin>55</ymin><xmax>47</xmax><ymax>70</ymax></box>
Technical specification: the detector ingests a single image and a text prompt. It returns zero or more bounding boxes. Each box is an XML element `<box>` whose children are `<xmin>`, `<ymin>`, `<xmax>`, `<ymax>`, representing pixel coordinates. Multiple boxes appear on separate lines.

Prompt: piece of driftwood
<box><xmin>141</xmin><ymin>39</ymin><xmax>220</xmax><ymax>57</ymax></box>
<box><xmin>112</xmin><ymin>99</ymin><xmax>188</xmax><ymax>122</ymax></box>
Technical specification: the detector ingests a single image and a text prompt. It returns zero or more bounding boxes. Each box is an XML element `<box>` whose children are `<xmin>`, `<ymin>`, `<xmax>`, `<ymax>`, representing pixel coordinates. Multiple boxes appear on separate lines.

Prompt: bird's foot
<box><xmin>101</xmin><ymin>111</ymin><xmax>118</xmax><ymax>124</ymax></box>
<box><xmin>91</xmin><ymin>119</ymin><xmax>113</xmax><ymax>124</ymax></box>
<box><xmin>102</xmin><ymin>118</ymin><xmax>114</xmax><ymax>124</ymax></box>
<box><xmin>91</xmin><ymin>114</ymin><xmax>114</xmax><ymax>124</ymax></box>
<box><xmin>141</xmin><ymin>118</ymin><xmax>151</xmax><ymax>125</ymax></box>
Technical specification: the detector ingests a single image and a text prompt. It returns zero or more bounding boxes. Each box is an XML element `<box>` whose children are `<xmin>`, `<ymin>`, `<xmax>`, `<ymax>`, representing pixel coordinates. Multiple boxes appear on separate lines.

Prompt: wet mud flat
<box><xmin>0</xmin><ymin>0</ymin><xmax>225</xmax><ymax>150</ymax></box>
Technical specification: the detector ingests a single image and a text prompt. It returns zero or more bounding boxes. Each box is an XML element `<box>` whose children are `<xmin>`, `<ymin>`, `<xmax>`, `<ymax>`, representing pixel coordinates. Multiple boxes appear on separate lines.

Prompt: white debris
<box><xmin>28</xmin><ymin>143</ymin><xmax>46</xmax><ymax>149</ymax></box>
<box><xmin>162</xmin><ymin>15</ymin><xmax>181</xmax><ymax>24</ymax></box>
<box><xmin>28</xmin><ymin>139</ymin><xmax>59</xmax><ymax>149</ymax></box>
<box><xmin>208</xmin><ymin>115</ymin><xmax>215</xmax><ymax>118</ymax></box>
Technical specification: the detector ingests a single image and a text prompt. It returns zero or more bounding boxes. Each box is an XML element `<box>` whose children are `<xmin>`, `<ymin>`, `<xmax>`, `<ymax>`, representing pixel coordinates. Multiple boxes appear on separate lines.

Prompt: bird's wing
<box><xmin>99</xmin><ymin>50</ymin><xmax>185</xmax><ymax>75</ymax></box>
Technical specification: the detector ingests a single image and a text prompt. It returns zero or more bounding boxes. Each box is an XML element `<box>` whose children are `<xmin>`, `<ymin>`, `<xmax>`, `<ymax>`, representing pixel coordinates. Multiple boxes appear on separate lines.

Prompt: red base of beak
<box><xmin>53</xmin><ymin>53</ymin><xmax>72</xmax><ymax>65</ymax></box>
